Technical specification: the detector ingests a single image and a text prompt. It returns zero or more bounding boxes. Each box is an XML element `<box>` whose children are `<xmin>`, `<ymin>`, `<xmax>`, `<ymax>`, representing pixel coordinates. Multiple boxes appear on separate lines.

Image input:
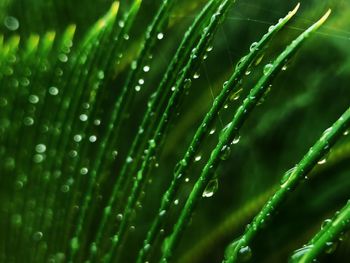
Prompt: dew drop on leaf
<box><xmin>263</xmin><ymin>63</ymin><xmax>273</xmax><ymax>75</ymax></box>
<box><xmin>202</xmin><ymin>178</ymin><xmax>218</xmax><ymax>198</ymax></box>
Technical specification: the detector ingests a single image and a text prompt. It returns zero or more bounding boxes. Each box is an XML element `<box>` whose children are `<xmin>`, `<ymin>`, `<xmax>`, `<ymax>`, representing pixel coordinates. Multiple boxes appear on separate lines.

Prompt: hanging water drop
<box><xmin>194</xmin><ymin>155</ymin><xmax>202</xmax><ymax>162</ymax></box>
<box><xmin>202</xmin><ymin>178</ymin><xmax>218</xmax><ymax>198</ymax></box>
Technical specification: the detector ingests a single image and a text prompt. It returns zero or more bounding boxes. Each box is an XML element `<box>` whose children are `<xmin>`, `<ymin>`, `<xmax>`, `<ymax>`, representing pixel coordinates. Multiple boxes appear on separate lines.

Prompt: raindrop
<box><xmin>89</xmin><ymin>135</ymin><xmax>97</xmax><ymax>143</ymax></box>
<box><xmin>58</xmin><ymin>54</ymin><xmax>68</xmax><ymax>63</ymax></box>
<box><xmin>79</xmin><ymin>114</ymin><xmax>88</xmax><ymax>122</ymax></box>
<box><xmin>202</xmin><ymin>178</ymin><xmax>218</xmax><ymax>198</ymax></box>
<box><xmin>33</xmin><ymin>154</ymin><xmax>44</xmax><ymax>163</ymax></box>
<box><xmin>33</xmin><ymin>231</ymin><xmax>43</xmax><ymax>241</ymax></box>
<box><xmin>138</xmin><ymin>79</ymin><xmax>144</xmax><ymax>85</ymax></box>
<box><xmin>143</xmin><ymin>65</ymin><xmax>150</xmax><ymax>72</ymax></box>
<box><xmin>231</xmin><ymin>135</ymin><xmax>240</xmax><ymax>144</ymax></box>
<box><xmin>230</xmin><ymin>88</ymin><xmax>243</xmax><ymax>101</ymax></box>
<box><xmin>194</xmin><ymin>155</ymin><xmax>202</xmax><ymax>162</ymax></box>
<box><xmin>174</xmin><ymin>199</ymin><xmax>179</xmax><ymax>205</ymax></box>
<box><xmin>35</xmin><ymin>144</ymin><xmax>46</xmax><ymax>153</ymax></box>
<box><xmin>238</xmin><ymin>245</ymin><xmax>252</xmax><ymax>262</ymax></box>
<box><xmin>193</xmin><ymin>72</ymin><xmax>200</xmax><ymax>79</ymax></box>
<box><xmin>157</xmin><ymin>32</ymin><xmax>164</xmax><ymax>40</ymax></box>
<box><xmin>98</xmin><ymin>70</ymin><xmax>105</xmax><ymax>80</ymax></box>
<box><xmin>280</xmin><ymin>166</ymin><xmax>297</xmax><ymax>185</ymax></box>
<box><xmin>250</xmin><ymin>42</ymin><xmax>258</xmax><ymax>52</ymax></box>
<box><xmin>73</xmin><ymin>134</ymin><xmax>82</xmax><ymax>142</ymax></box>
<box><xmin>220</xmin><ymin>145</ymin><xmax>231</xmax><ymax>160</ymax></box>
<box><xmin>263</xmin><ymin>63</ymin><xmax>273</xmax><ymax>75</ymax></box>
<box><xmin>135</xmin><ymin>85</ymin><xmax>141</xmax><ymax>92</ymax></box>
<box><xmin>118</xmin><ymin>20</ymin><xmax>125</xmax><ymax>28</ymax></box>
<box><xmin>126</xmin><ymin>156</ymin><xmax>133</xmax><ymax>163</ymax></box>
<box><xmin>317</xmin><ymin>158</ymin><xmax>327</xmax><ymax>165</ymax></box>
<box><xmin>49</xmin><ymin>86</ymin><xmax>59</xmax><ymax>95</ymax></box>
<box><xmin>209</xmin><ymin>128</ymin><xmax>216</xmax><ymax>135</ymax></box>
<box><xmin>80</xmin><ymin>167</ymin><xmax>88</xmax><ymax>175</ymax></box>
<box><xmin>268</xmin><ymin>25</ymin><xmax>275</xmax><ymax>32</ymax></box>
<box><xmin>321</xmin><ymin>219</ymin><xmax>332</xmax><ymax>230</ymax></box>
<box><xmin>289</xmin><ymin>245</ymin><xmax>313</xmax><ymax>262</ymax></box>
<box><xmin>29</xmin><ymin>95</ymin><xmax>39</xmax><ymax>104</ymax></box>
<box><xmin>4</xmin><ymin>16</ymin><xmax>19</xmax><ymax>31</ymax></box>
<box><xmin>116</xmin><ymin>213</ymin><xmax>123</xmax><ymax>222</ymax></box>
<box><xmin>61</xmin><ymin>185</ymin><xmax>70</xmax><ymax>193</ymax></box>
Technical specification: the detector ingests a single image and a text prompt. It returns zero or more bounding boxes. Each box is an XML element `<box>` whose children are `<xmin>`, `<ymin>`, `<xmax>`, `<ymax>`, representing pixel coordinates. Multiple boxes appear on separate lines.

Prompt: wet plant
<box><xmin>0</xmin><ymin>0</ymin><xmax>350</xmax><ymax>262</ymax></box>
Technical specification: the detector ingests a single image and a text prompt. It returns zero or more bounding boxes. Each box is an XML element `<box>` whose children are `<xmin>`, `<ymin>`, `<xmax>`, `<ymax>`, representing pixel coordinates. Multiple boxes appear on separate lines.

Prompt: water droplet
<box><xmin>157</xmin><ymin>32</ymin><xmax>164</xmax><ymax>40</ymax></box>
<box><xmin>250</xmin><ymin>42</ymin><xmax>258</xmax><ymax>52</ymax></box>
<box><xmin>219</xmin><ymin>122</ymin><xmax>232</xmax><ymax>139</ymax></box>
<box><xmin>126</xmin><ymin>156</ymin><xmax>133</xmax><ymax>163</ymax></box>
<box><xmin>35</xmin><ymin>144</ymin><xmax>46</xmax><ymax>153</ymax></box>
<box><xmin>263</xmin><ymin>63</ymin><xmax>273</xmax><ymax>75</ymax></box>
<box><xmin>79</xmin><ymin>114</ymin><xmax>88</xmax><ymax>122</ymax></box>
<box><xmin>209</xmin><ymin>128</ymin><xmax>216</xmax><ymax>135</ymax></box>
<box><xmin>98</xmin><ymin>70</ymin><xmax>105</xmax><ymax>80</ymax></box>
<box><xmin>280</xmin><ymin>166</ymin><xmax>297</xmax><ymax>186</ymax></box>
<box><xmin>220</xmin><ymin>145</ymin><xmax>231</xmax><ymax>160</ymax></box>
<box><xmin>33</xmin><ymin>231</ymin><xmax>43</xmax><ymax>241</ymax></box>
<box><xmin>325</xmin><ymin>241</ymin><xmax>337</xmax><ymax>254</ymax></box>
<box><xmin>118</xmin><ymin>20</ymin><xmax>125</xmax><ymax>28</ymax></box>
<box><xmin>89</xmin><ymin>135</ymin><xmax>97</xmax><ymax>143</ymax></box>
<box><xmin>48</xmin><ymin>86</ymin><xmax>59</xmax><ymax>95</ymax></box>
<box><xmin>4</xmin><ymin>16</ymin><xmax>19</xmax><ymax>31</ymax></box>
<box><xmin>80</xmin><ymin>167</ymin><xmax>88</xmax><ymax>175</ymax></box>
<box><xmin>231</xmin><ymin>135</ymin><xmax>240</xmax><ymax>145</ymax></box>
<box><xmin>193</xmin><ymin>72</ymin><xmax>200</xmax><ymax>79</ymax></box>
<box><xmin>343</xmin><ymin>129</ymin><xmax>349</xmax><ymax>136</ymax></box>
<box><xmin>174</xmin><ymin>199</ymin><xmax>179</xmax><ymax>205</ymax></box>
<box><xmin>282</xmin><ymin>65</ymin><xmax>288</xmax><ymax>71</ymax></box>
<box><xmin>290</xmin><ymin>245</ymin><xmax>313</xmax><ymax>262</ymax></box>
<box><xmin>321</xmin><ymin>219</ymin><xmax>332</xmax><ymax>230</ymax></box>
<box><xmin>238</xmin><ymin>245</ymin><xmax>252</xmax><ymax>262</ymax></box>
<box><xmin>116</xmin><ymin>213</ymin><xmax>123</xmax><ymax>221</ymax></box>
<box><xmin>149</xmin><ymin>139</ymin><xmax>156</xmax><ymax>148</ymax></box>
<box><xmin>202</xmin><ymin>178</ymin><xmax>218</xmax><ymax>198</ymax></box>
<box><xmin>33</xmin><ymin>154</ymin><xmax>44</xmax><ymax>163</ymax></box>
<box><xmin>74</xmin><ymin>134</ymin><xmax>82</xmax><ymax>142</ymax></box>
<box><xmin>58</xmin><ymin>54</ymin><xmax>68</xmax><ymax>63</ymax></box>
<box><xmin>194</xmin><ymin>155</ymin><xmax>202</xmax><ymax>162</ymax></box>
<box><xmin>268</xmin><ymin>25</ymin><xmax>275</xmax><ymax>32</ymax></box>
<box><xmin>159</xmin><ymin>210</ymin><xmax>166</xmax><ymax>217</ymax></box>
<box><xmin>317</xmin><ymin>158</ymin><xmax>327</xmax><ymax>165</ymax></box>
<box><xmin>143</xmin><ymin>65</ymin><xmax>150</xmax><ymax>72</ymax></box>
<box><xmin>61</xmin><ymin>185</ymin><xmax>70</xmax><ymax>193</ymax></box>
<box><xmin>71</xmin><ymin>237</ymin><xmax>79</xmax><ymax>250</ymax></box>
<box><xmin>135</xmin><ymin>85</ymin><xmax>141</xmax><ymax>92</ymax></box>
<box><xmin>138</xmin><ymin>79</ymin><xmax>144</xmax><ymax>85</ymax></box>
<box><xmin>29</xmin><ymin>95</ymin><xmax>39</xmax><ymax>104</ymax></box>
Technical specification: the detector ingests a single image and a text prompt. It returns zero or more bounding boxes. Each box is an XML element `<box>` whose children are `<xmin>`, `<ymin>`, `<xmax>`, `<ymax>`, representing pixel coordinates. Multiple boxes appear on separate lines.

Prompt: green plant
<box><xmin>0</xmin><ymin>0</ymin><xmax>349</xmax><ymax>263</ymax></box>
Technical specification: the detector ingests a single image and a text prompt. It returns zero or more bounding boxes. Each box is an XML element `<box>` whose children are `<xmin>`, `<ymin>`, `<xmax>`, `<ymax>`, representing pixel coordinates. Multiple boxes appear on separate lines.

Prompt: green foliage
<box><xmin>0</xmin><ymin>0</ymin><xmax>349</xmax><ymax>263</ymax></box>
